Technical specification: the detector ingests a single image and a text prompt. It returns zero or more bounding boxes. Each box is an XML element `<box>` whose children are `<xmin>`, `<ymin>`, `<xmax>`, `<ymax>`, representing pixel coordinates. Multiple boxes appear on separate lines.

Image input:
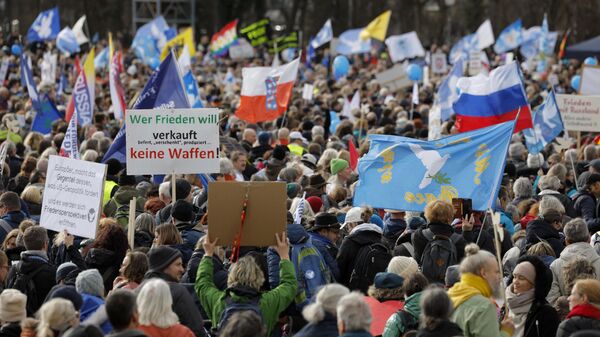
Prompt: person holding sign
<box><xmin>196</xmin><ymin>233</ymin><xmax>297</xmax><ymax>336</ymax></box>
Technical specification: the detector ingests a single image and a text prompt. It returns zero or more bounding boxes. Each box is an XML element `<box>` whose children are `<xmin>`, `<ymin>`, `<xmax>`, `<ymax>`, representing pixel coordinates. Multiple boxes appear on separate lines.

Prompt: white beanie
<box><xmin>387</xmin><ymin>256</ymin><xmax>419</xmax><ymax>279</ymax></box>
<box><xmin>0</xmin><ymin>289</ymin><xmax>26</xmax><ymax>323</ymax></box>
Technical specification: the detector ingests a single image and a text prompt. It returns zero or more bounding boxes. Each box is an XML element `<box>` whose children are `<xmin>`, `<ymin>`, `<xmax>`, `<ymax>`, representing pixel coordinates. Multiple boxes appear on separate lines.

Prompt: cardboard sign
<box><xmin>208</xmin><ymin>182</ymin><xmax>287</xmax><ymax>247</ymax></box>
<box><xmin>556</xmin><ymin>94</ymin><xmax>600</xmax><ymax>132</ymax></box>
<box><xmin>431</xmin><ymin>53</ymin><xmax>447</xmax><ymax>74</ymax></box>
<box><xmin>126</xmin><ymin>108</ymin><xmax>220</xmax><ymax>175</ymax></box>
<box><xmin>40</xmin><ymin>155</ymin><xmax>106</xmax><ymax>239</ymax></box>
<box><xmin>375</xmin><ymin>64</ymin><xmax>412</xmax><ymax>92</ymax></box>
<box><xmin>468</xmin><ymin>51</ymin><xmax>482</xmax><ymax>76</ymax></box>
<box><xmin>302</xmin><ymin>84</ymin><xmax>314</xmax><ymax>101</ymax></box>
<box><xmin>580</xmin><ymin>65</ymin><xmax>600</xmax><ymax>95</ymax></box>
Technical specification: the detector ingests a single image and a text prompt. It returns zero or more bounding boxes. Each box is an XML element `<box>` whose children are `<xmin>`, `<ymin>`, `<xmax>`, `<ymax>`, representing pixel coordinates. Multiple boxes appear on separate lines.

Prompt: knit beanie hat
<box><xmin>306</xmin><ymin>196</ymin><xmax>323</xmax><ymax>213</ymax></box>
<box><xmin>330</xmin><ymin>158</ymin><xmax>349</xmax><ymax>175</ymax></box>
<box><xmin>387</xmin><ymin>256</ymin><xmax>419</xmax><ymax>279</ymax></box>
<box><xmin>287</xmin><ymin>183</ymin><xmax>301</xmax><ymax>199</ymax></box>
<box><xmin>170</xmin><ymin>199</ymin><xmax>194</xmax><ymax>222</ymax></box>
<box><xmin>75</xmin><ymin>269</ymin><xmax>105</xmax><ymax>298</ymax></box>
<box><xmin>513</xmin><ymin>261</ymin><xmax>536</xmax><ymax>284</ymax></box>
<box><xmin>56</xmin><ymin>262</ymin><xmax>79</xmax><ymax>283</ymax></box>
<box><xmin>148</xmin><ymin>246</ymin><xmax>182</xmax><ymax>273</ymax></box>
<box><xmin>46</xmin><ymin>285</ymin><xmax>83</xmax><ymax>311</ymax></box>
<box><xmin>0</xmin><ymin>289</ymin><xmax>26</xmax><ymax>323</ymax></box>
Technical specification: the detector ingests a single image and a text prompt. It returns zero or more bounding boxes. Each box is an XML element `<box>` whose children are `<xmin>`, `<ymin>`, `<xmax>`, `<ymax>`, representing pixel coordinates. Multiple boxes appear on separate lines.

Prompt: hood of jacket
<box><xmin>18</xmin><ymin>251</ymin><xmax>49</xmax><ymax>274</ymax></box>
<box><xmin>350</xmin><ymin>223</ymin><xmax>383</xmax><ymax>236</ymax></box>
<box><xmin>525</xmin><ymin>219</ymin><xmax>561</xmax><ymax>242</ymax></box>
<box><xmin>346</xmin><ymin>227</ymin><xmax>383</xmax><ymax>247</ymax></box>
<box><xmin>1</xmin><ymin>210</ymin><xmax>27</xmax><ymax>226</ymax></box>
<box><xmin>287</xmin><ymin>223</ymin><xmax>310</xmax><ymax>244</ymax></box>
<box><xmin>113</xmin><ymin>186</ymin><xmax>142</xmax><ymax>205</ymax></box>
<box><xmin>403</xmin><ymin>291</ymin><xmax>422</xmax><ymax>318</ymax></box>
<box><xmin>559</xmin><ymin>242</ymin><xmax>600</xmax><ymax>264</ymax></box>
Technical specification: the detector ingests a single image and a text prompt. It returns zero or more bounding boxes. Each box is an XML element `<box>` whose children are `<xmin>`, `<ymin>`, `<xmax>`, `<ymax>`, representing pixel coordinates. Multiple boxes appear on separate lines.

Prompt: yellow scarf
<box><xmin>448</xmin><ymin>273</ymin><xmax>493</xmax><ymax>308</ymax></box>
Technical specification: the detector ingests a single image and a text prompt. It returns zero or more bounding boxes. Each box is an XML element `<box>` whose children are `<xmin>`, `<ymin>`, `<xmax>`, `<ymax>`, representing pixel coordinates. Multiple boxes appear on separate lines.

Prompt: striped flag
<box><xmin>109</xmin><ymin>33</ymin><xmax>127</xmax><ymax>119</ymax></box>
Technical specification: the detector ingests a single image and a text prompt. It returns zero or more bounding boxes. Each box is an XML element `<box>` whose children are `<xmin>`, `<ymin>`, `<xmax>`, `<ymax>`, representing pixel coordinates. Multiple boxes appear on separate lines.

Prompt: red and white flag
<box><xmin>235</xmin><ymin>58</ymin><xmax>299</xmax><ymax>123</ymax></box>
<box><xmin>109</xmin><ymin>33</ymin><xmax>127</xmax><ymax>119</ymax></box>
<box><xmin>59</xmin><ymin>109</ymin><xmax>79</xmax><ymax>159</ymax></box>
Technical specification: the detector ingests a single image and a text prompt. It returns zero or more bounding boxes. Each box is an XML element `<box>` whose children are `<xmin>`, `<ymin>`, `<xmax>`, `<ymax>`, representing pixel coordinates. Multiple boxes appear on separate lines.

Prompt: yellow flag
<box><xmin>360</xmin><ymin>10</ymin><xmax>391</xmax><ymax>41</ymax></box>
<box><xmin>160</xmin><ymin>27</ymin><xmax>196</xmax><ymax>60</ymax></box>
<box><xmin>108</xmin><ymin>32</ymin><xmax>114</xmax><ymax>61</ymax></box>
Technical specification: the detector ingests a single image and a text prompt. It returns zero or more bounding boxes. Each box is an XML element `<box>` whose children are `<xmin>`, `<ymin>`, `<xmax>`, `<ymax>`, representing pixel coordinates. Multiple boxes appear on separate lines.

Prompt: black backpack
<box><xmin>348</xmin><ymin>242</ymin><xmax>391</xmax><ymax>293</ymax></box>
<box><xmin>215</xmin><ymin>295</ymin><xmax>264</xmax><ymax>335</ymax></box>
<box><xmin>420</xmin><ymin>228</ymin><xmax>461</xmax><ymax>283</ymax></box>
<box><xmin>7</xmin><ymin>262</ymin><xmax>45</xmax><ymax>315</ymax></box>
<box><xmin>396</xmin><ymin>309</ymin><xmax>419</xmax><ymax>337</ymax></box>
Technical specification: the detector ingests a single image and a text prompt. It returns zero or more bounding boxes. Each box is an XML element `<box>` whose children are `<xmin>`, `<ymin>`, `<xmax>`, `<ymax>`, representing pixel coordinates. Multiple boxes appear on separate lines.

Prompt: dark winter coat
<box><xmin>0</xmin><ymin>322</ymin><xmax>21</xmax><ymax>337</ymax></box>
<box><xmin>49</xmin><ymin>243</ymin><xmax>86</xmax><ymax>270</ymax></box>
<box><xmin>6</xmin><ymin>251</ymin><xmax>56</xmax><ymax>316</ymax></box>
<box><xmin>573</xmin><ymin>189</ymin><xmax>600</xmax><ymax>233</ymax></box>
<box><xmin>411</xmin><ymin>222</ymin><xmax>466</xmax><ymax>265</ymax></box>
<box><xmin>416</xmin><ymin>321</ymin><xmax>463</xmax><ymax>337</ymax></box>
<box><xmin>134</xmin><ymin>230</ymin><xmax>154</xmax><ymax>248</ymax></box>
<box><xmin>294</xmin><ymin>313</ymin><xmax>339</xmax><ymax>337</ymax></box>
<box><xmin>141</xmin><ymin>271</ymin><xmax>207</xmax><ymax>337</ymax></box>
<box><xmin>337</xmin><ymin>225</ymin><xmax>384</xmax><ymax>287</ymax></box>
<box><xmin>525</xmin><ymin>219</ymin><xmax>565</xmax><ymax>257</ymax></box>
<box><xmin>106</xmin><ymin>329</ymin><xmax>148</xmax><ymax>337</ymax></box>
<box><xmin>84</xmin><ymin>247</ymin><xmax>122</xmax><ymax>293</ymax></box>
<box><xmin>556</xmin><ymin>304</ymin><xmax>600</xmax><ymax>337</ymax></box>
<box><xmin>181</xmin><ymin>250</ymin><xmax>227</xmax><ymax>290</ymax></box>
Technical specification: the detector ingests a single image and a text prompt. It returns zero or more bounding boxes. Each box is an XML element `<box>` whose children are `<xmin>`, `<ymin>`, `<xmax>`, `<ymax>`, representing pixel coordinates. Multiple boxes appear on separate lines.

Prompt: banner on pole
<box><xmin>126</xmin><ymin>108</ymin><xmax>221</xmax><ymax>174</ymax></box>
<box><xmin>556</xmin><ymin>94</ymin><xmax>600</xmax><ymax>132</ymax></box>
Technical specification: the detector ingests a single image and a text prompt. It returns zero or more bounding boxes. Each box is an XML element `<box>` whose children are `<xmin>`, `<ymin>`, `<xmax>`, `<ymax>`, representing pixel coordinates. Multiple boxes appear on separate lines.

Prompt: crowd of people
<box><xmin>0</xmin><ymin>14</ymin><xmax>599</xmax><ymax>337</ymax></box>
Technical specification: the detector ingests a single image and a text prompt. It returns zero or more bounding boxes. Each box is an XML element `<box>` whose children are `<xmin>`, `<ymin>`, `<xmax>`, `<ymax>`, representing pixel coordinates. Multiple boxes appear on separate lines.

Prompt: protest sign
<box><xmin>40</xmin><ymin>155</ymin><xmax>106</xmax><ymax>239</ymax></box>
<box><xmin>556</xmin><ymin>94</ymin><xmax>600</xmax><ymax>132</ymax></box>
<box><xmin>468</xmin><ymin>50</ymin><xmax>482</xmax><ymax>75</ymax></box>
<box><xmin>580</xmin><ymin>65</ymin><xmax>600</xmax><ymax>95</ymax></box>
<box><xmin>126</xmin><ymin>108</ymin><xmax>220</xmax><ymax>175</ymax></box>
<box><xmin>208</xmin><ymin>182</ymin><xmax>287</xmax><ymax>247</ymax></box>
<box><xmin>240</xmin><ymin>19</ymin><xmax>271</xmax><ymax>47</ymax></box>
<box><xmin>431</xmin><ymin>52</ymin><xmax>447</xmax><ymax>74</ymax></box>
<box><xmin>375</xmin><ymin>64</ymin><xmax>412</xmax><ymax>92</ymax></box>
<box><xmin>302</xmin><ymin>84</ymin><xmax>314</xmax><ymax>101</ymax></box>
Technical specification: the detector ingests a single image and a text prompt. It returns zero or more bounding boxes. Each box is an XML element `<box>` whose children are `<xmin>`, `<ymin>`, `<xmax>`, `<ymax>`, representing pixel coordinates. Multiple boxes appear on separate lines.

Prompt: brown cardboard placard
<box><xmin>208</xmin><ymin>181</ymin><xmax>287</xmax><ymax>247</ymax></box>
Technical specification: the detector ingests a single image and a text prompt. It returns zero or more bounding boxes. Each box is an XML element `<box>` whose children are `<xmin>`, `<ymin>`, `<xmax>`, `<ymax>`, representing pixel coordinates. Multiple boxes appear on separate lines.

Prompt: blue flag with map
<box><xmin>354</xmin><ymin>121</ymin><xmax>515</xmax><ymax>212</ymax></box>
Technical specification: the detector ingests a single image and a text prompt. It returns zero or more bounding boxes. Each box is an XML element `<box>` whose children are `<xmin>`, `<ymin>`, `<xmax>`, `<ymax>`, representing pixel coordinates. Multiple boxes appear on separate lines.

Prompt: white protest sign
<box><xmin>0</xmin><ymin>58</ymin><xmax>9</xmax><ymax>83</ymax></box>
<box><xmin>431</xmin><ymin>53</ymin><xmax>447</xmax><ymax>74</ymax></box>
<box><xmin>556</xmin><ymin>94</ymin><xmax>600</xmax><ymax>132</ymax></box>
<box><xmin>375</xmin><ymin>64</ymin><xmax>412</xmax><ymax>92</ymax></box>
<box><xmin>302</xmin><ymin>84</ymin><xmax>314</xmax><ymax>101</ymax></box>
<box><xmin>41</xmin><ymin>155</ymin><xmax>106</xmax><ymax>239</ymax></box>
<box><xmin>580</xmin><ymin>65</ymin><xmax>600</xmax><ymax>95</ymax></box>
<box><xmin>126</xmin><ymin>108</ymin><xmax>220</xmax><ymax>175</ymax></box>
<box><xmin>468</xmin><ymin>51</ymin><xmax>482</xmax><ymax>76</ymax></box>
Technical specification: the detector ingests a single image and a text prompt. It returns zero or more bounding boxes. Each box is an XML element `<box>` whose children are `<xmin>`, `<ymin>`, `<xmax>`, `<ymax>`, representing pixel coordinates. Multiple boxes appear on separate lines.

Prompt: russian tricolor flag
<box><xmin>235</xmin><ymin>58</ymin><xmax>299</xmax><ymax>124</ymax></box>
<box><xmin>453</xmin><ymin>62</ymin><xmax>532</xmax><ymax>133</ymax></box>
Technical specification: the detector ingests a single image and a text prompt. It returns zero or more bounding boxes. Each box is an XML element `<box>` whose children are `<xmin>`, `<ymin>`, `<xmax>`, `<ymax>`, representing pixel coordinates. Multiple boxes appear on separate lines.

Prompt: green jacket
<box><xmin>195</xmin><ymin>256</ymin><xmax>297</xmax><ymax>336</ymax></box>
<box><xmin>382</xmin><ymin>292</ymin><xmax>421</xmax><ymax>337</ymax></box>
<box><xmin>451</xmin><ymin>294</ymin><xmax>510</xmax><ymax>337</ymax></box>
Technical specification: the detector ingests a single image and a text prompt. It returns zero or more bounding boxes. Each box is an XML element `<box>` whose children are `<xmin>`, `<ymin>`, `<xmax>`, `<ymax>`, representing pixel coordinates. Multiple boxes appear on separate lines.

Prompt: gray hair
<box><xmin>527</xmin><ymin>153</ymin><xmax>544</xmax><ymax>169</ymax></box>
<box><xmin>539</xmin><ymin>175</ymin><xmax>561</xmax><ymax>191</ymax></box>
<box><xmin>548</xmin><ymin>163</ymin><xmax>567</xmax><ymax>183</ymax></box>
<box><xmin>539</xmin><ymin>196</ymin><xmax>565</xmax><ymax>215</ymax></box>
<box><xmin>137</xmin><ymin>278</ymin><xmax>179</xmax><ymax>328</ymax></box>
<box><xmin>584</xmin><ymin>144</ymin><xmax>598</xmax><ymax>162</ymax></box>
<box><xmin>302</xmin><ymin>284</ymin><xmax>349</xmax><ymax>324</ymax></box>
<box><xmin>459</xmin><ymin>244</ymin><xmax>495</xmax><ymax>276</ymax></box>
<box><xmin>220</xmin><ymin>158</ymin><xmax>235</xmax><ymax>175</ymax></box>
<box><xmin>513</xmin><ymin>177</ymin><xmax>532</xmax><ymax>198</ymax></box>
<box><xmin>135</xmin><ymin>213</ymin><xmax>156</xmax><ymax>233</ymax></box>
<box><xmin>564</xmin><ymin>218</ymin><xmax>590</xmax><ymax>244</ymax></box>
<box><xmin>158</xmin><ymin>182</ymin><xmax>170</xmax><ymax>199</ymax></box>
<box><xmin>312</xmin><ymin>125</ymin><xmax>325</xmax><ymax>137</ymax></box>
<box><xmin>509</xmin><ymin>143</ymin><xmax>526</xmax><ymax>159</ymax></box>
<box><xmin>336</xmin><ymin>292</ymin><xmax>372</xmax><ymax>332</ymax></box>
<box><xmin>420</xmin><ymin>286</ymin><xmax>453</xmax><ymax>330</ymax></box>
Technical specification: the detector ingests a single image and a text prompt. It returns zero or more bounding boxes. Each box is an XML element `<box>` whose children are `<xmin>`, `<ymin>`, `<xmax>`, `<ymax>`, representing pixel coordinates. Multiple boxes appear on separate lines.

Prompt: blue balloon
<box><xmin>407</xmin><ymin>64</ymin><xmax>423</xmax><ymax>82</ymax></box>
<box><xmin>584</xmin><ymin>57</ymin><xmax>598</xmax><ymax>66</ymax></box>
<box><xmin>571</xmin><ymin>75</ymin><xmax>581</xmax><ymax>91</ymax></box>
<box><xmin>333</xmin><ymin>55</ymin><xmax>350</xmax><ymax>80</ymax></box>
<box><xmin>11</xmin><ymin>44</ymin><xmax>22</xmax><ymax>56</ymax></box>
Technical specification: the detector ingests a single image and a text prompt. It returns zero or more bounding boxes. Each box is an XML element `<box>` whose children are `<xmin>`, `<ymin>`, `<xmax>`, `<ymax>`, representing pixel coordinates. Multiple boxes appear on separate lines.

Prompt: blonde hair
<box><xmin>82</xmin><ymin>149</ymin><xmax>99</xmax><ymax>162</ymax></box>
<box><xmin>574</xmin><ymin>279</ymin><xmax>600</xmax><ymax>306</ymax></box>
<box><xmin>36</xmin><ymin>299</ymin><xmax>77</xmax><ymax>337</ymax></box>
<box><xmin>424</xmin><ymin>200</ymin><xmax>454</xmax><ymax>224</ymax></box>
<box><xmin>137</xmin><ymin>278</ymin><xmax>179</xmax><ymax>328</ymax></box>
<box><xmin>21</xmin><ymin>185</ymin><xmax>43</xmax><ymax>204</ymax></box>
<box><xmin>227</xmin><ymin>256</ymin><xmax>265</xmax><ymax>290</ymax></box>
<box><xmin>155</xmin><ymin>223</ymin><xmax>183</xmax><ymax>245</ymax></box>
<box><xmin>302</xmin><ymin>284</ymin><xmax>349</xmax><ymax>324</ymax></box>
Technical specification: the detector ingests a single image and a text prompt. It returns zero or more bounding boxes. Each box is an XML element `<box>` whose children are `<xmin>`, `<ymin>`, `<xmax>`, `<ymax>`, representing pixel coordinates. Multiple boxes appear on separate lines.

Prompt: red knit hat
<box><xmin>306</xmin><ymin>196</ymin><xmax>323</xmax><ymax>213</ymax></box>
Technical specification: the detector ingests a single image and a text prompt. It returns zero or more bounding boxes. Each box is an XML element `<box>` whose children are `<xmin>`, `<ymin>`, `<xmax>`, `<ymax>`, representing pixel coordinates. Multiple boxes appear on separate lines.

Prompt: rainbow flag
<box><xmin>210</xmin><ymin>20</ymin><xmax>238</xmax><ymax>56</ymax></box>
